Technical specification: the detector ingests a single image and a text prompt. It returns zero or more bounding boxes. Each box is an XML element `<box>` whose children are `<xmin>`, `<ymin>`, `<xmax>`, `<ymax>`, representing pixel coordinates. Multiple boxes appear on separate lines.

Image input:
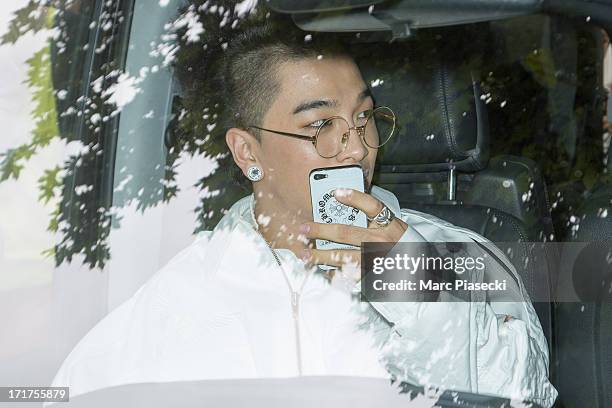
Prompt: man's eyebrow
<box><xmin>292</xmin><ymin>99</ymin><xmax>338</xmax><ymax>115</ymax></box>
<box><xmin>291</xmin><ymin>88</ymin><xmax>373</xmax><ymax>115</ymax></box>
<box><xmin>357</xmin><ymin>88</ymin><xmax>373</xmax><ymax>102</ymax></box>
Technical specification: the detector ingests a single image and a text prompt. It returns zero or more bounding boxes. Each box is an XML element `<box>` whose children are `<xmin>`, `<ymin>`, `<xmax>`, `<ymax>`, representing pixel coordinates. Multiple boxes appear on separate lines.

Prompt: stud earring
<box><xmin>246</xmin><ymin>165</ymin><xmax>264</xmax><ymax>182</ymax></box>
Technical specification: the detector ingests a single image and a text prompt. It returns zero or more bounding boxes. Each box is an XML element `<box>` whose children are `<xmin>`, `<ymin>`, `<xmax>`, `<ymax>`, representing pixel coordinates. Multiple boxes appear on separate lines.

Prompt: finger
<box><xmin>332</xmin><ymin>188</ymin><xmax>384</xmax><ymax>220</ymax></box>
<box><xmin>308</xmin><ymin>248</ymin><xmax>361</xmax><ymax>267</ymax></box>
<box><xmin>333</xmin><ymin>189</ymin><xmax>403</xmax><ymax>231</ymax></box>
<box><xmin>300</xmin><ymin>222</ymin><xmax>373</xmax><ymax>246</ymax></box>
<box><xmin>302</xmin><ymin>248</ymin><xmax>361</xmax><ymax>281</ymax></box>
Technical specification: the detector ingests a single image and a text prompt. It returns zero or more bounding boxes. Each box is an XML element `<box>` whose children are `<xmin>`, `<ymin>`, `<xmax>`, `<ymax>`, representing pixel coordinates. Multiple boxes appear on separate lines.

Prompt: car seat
<box><xmin>357</xmin><ymin>53</ymin><xmax>557</xmax><ymax>346</ymax></box>
<box><xmin>555</xmin><ymin>169</ymin><xmax>612</xmax><ymax>408</ymax></box>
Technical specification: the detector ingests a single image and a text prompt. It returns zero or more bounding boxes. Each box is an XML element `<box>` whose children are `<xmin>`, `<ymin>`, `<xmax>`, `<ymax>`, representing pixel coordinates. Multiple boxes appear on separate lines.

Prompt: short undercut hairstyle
<box><xmin>221</xmin><ymin>22</ymin><xmax>347</xmax><ymax>137</ymax></box>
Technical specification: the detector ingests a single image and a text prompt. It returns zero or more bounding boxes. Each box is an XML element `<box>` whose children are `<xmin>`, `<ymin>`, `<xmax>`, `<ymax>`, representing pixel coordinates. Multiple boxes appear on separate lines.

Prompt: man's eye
<box><xmin>307</xmin><ymin>119</ymin><xmax>327</xmax><ymax>128</ymax></box>
<box><xmin>356</xmin><ymin>109</ymin><xmax>372</xmax><ymax>123</ymax></box>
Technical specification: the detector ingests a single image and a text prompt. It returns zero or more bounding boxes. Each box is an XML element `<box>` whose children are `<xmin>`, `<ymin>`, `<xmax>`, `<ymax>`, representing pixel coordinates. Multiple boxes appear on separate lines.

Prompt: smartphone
<box><xmin>309</xmin><ymin>165</ymin><xmax>367</xmax><ymax>258</ymax></box>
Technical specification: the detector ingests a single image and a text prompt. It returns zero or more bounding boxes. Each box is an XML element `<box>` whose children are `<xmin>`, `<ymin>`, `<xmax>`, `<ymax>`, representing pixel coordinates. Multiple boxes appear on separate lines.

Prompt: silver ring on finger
<box><xmin>367</xmin><ymin>204</ymin><xmax>395</xmax><ymax>227</ymax></box>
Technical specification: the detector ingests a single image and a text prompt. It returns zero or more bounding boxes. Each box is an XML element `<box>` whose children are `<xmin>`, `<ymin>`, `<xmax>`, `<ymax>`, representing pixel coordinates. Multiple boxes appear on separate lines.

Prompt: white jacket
<box><xmin>50</xmin><ymin>185</ymin><xmax>557</xmax><ymax>407</ymax></box>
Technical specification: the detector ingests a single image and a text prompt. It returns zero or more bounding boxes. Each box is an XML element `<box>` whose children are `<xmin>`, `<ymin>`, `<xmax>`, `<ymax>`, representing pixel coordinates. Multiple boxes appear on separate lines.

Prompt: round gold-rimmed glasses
<box><xmin>246</xmin><ymin>106</ymin><xmax>397</xmax><ymax>158</ymax></box>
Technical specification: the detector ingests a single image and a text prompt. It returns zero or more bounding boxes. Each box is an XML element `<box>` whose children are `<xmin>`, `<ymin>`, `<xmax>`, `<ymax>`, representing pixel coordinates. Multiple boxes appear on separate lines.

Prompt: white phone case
<box><xmin>309</xmin><ymin>165</ymin><xmax>367</xmax><ymax>259</ymax></box>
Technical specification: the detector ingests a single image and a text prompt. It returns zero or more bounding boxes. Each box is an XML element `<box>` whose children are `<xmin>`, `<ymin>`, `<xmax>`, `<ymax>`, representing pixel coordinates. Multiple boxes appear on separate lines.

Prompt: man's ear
<box><xmin>225</xmin><ymin>127</ymin><xmax>260</xmax><ymax>175</ymax></box>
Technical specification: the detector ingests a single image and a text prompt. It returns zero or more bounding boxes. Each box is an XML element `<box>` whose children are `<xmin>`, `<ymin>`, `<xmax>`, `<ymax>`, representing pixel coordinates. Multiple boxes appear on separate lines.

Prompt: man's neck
<box><xmin>253</xmin><ymin>197</ymin><xmax>308</xmax><ymax>256</ymax></box>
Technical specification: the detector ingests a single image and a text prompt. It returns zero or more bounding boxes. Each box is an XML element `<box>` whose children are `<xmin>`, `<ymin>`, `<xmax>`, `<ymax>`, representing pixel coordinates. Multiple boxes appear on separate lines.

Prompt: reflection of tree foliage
<box><xmin>1</xmin><ymin>1</ymin><xmax>127</xmax><ymax>268</ymax></box>
<box><xmin>0</xmin><ymin>0</ymin><xmax>305</xmax><ymax>268</ymax></box>
<box><xmin>1</xmin><ymin>8</ymin><xmax>58</xmax><ymax>182</ymax></box>
<box><xmin>1</xmin><ymin>0</ymin><xmax>608</xmax><ymax>271</ymax></box>
<box><xmin>1</xmin><ymin>1</ymin><xmax>51</xmax><ymax>44</ymax></box>
<box><xmin>1</xmin><ymin>4</ymin><xmax>64</xmax><ymax>263</ymax></box>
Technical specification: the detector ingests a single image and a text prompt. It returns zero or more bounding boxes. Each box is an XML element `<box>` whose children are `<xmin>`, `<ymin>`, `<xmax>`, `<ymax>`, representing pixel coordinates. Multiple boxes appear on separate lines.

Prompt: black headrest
<box><xmin>358</xmin><ymin>58</ymin><xmax>490</xmax><ymax>176</ymax></box>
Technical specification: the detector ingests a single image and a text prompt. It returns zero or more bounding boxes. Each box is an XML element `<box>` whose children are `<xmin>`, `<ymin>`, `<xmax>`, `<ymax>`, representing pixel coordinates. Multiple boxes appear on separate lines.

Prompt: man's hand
<box><xmin>299</xmin><ymin>188</ymin><xmax>408</xmax><ymax>281</ymax></box>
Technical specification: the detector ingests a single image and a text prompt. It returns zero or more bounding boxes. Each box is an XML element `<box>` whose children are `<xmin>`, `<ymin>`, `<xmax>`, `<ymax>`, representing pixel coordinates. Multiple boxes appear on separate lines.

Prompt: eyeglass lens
<box><xmin>315</xmin><ymin>107</ymin><xmax>396</xmax><ymax>158</ymax></box>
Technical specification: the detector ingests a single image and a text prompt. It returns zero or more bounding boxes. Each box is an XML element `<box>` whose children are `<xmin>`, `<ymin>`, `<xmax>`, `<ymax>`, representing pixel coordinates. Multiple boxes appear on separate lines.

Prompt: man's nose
<box><xmin>336</xmin><ymin>127</ymin><xmax>369</xmax><ymax>163</ymax></box>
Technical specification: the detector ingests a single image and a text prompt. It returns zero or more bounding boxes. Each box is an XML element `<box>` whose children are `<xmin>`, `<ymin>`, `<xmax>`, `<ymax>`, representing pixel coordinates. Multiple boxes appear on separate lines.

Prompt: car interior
<box><xmin>262</xmin><ymin>3</ymin><xmax>612</xmax><ymax>406</ymax></box>
<box><xmin>1</xmin><ymin>0</ymin><xmax>611</xmax><ymax>406</ymax></box>
<box><xmin>72</xmin><ymin>1</ymin><xmax>612</xmax><ymax>406</ymax></box>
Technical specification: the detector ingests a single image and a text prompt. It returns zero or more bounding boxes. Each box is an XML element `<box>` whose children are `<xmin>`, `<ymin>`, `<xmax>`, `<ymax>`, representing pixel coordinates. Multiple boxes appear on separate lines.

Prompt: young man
<box><xmin>50</xmin><ymin>24</ymin><xmax>557</xmax><ymax>407</ymax></box>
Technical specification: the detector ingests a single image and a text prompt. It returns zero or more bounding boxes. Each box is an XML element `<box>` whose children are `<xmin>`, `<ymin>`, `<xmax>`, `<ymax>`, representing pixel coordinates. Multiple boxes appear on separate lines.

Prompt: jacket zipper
<box><xmin>259</xmin><ymin>233</ymin><xmax>308</xmax><ymax>376</ymax></box>
<box><xmin>290</xmin><ymin>290</ymin><xmax>302</xmax><ymax>375</ymax></box>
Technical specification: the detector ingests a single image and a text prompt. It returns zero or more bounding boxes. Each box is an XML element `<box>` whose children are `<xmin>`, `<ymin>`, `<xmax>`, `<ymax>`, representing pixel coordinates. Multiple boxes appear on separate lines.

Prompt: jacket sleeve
<box><xmin>365</xmin><ymin>214</ymin><xmax>558</xmax><ymax>408</ymax></box>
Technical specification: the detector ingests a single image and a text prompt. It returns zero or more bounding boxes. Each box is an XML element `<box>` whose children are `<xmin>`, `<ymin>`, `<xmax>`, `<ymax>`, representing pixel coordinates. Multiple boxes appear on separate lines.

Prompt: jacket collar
<box><xmin>222</xmin><ymin>184</ymin><xmax>402</xmax><ymax>232</ymax></box>
<box><xmin>205</xmin><ymin>185</ymin><xmax>401</xmax><ymax>284</ymax></box>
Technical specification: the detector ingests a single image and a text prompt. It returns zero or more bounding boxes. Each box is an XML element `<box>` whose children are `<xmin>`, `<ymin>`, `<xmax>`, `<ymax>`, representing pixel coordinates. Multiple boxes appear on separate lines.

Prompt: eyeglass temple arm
<box><xmin>246</xmin><ymin>125</ymin><xmax>315</xmax><ymax>142</ymax></box>
<box><xmin>370</xmin><ymin>111</ymin><xmax>400</xmax><ymax>135</ymax></box>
